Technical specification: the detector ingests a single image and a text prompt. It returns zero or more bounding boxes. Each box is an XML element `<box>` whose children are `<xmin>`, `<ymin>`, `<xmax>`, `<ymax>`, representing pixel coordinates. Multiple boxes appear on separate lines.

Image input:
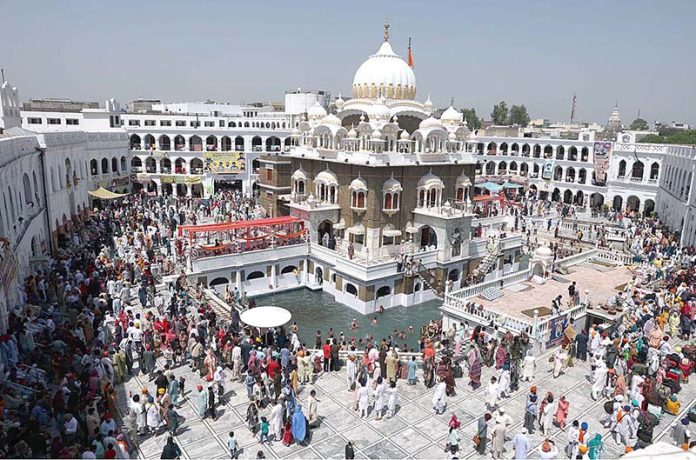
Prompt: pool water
<box><xmin>254</xmin><ymin>289</ymin><xmax>443</xmax><ymax>352</ymax></box>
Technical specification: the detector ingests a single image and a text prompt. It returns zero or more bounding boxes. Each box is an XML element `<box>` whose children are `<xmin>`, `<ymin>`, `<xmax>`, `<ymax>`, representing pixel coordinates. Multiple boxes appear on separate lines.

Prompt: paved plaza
<box><xmin>117</xmin><ymin>334</ymin><xmax>696</xmax><ymax>459</ymax></box>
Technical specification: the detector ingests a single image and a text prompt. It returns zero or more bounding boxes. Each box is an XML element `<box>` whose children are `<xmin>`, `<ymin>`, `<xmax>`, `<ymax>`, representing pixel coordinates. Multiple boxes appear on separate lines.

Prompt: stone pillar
<box><xmin>270</xmin><ymin>264</ymin><xmax>276</xmax><ymax>289</ymax></box>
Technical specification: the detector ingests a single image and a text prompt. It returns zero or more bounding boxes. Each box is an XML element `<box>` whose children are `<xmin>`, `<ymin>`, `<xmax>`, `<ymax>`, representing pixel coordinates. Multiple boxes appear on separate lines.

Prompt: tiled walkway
<box><xmin>117</xmin><ymin>335</ymin><xmax>696</xmax><ymax>459</ymax></box>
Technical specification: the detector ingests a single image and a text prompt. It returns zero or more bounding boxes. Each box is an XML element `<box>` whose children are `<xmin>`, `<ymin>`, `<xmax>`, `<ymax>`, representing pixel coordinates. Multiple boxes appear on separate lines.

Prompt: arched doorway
<box><xmin>575</xmin><ymin>190</ymin><xmax>584</xmax><ymax>206</ymax></box>
<box><xmin>612</xmin><ymin>196</ymin><xmax>623</xmax><ymax>211</ymax></box>
<box><xmin>376</xmin><ymin>286</ymin><xmax>391</xmax><ymax>298</ymax></box>
<box><xmin>563</xmin><ymin>190</ymin><xmax>573</xmax><ymax>204</ymax></box>
<box><xmin>176</xmin><ymin>184</ymin><xmax>188</xmax><ymax>196</ymax></box>
<box><xmin>551</xmin><ymin>188</ymin><xmax>561</xmax><ymax>202</ymax></box>
<box><xmin>209</xmin><ymin>277</ymin><xmax>229</xmax><ymax>290</ymax></box>
<box><xmin>590</xmin><ymin>193</ymin><xmax>604</xmax><ymax>209</ymax></box>
<box><xmin>315</xmin><ymin>267</ymin><xmax>323</xmax><ymax>284</ymax></box>
<box><xmin>626</xmin><ymin>196</ymin><xmax>640</xmax><ymax>212</ymax></box>
<box><xmin>643</xmin><ymin>199</ymin><xmax>655</xmax><ymax>217</ymax></box>
<box><xmin>420</xmin><ymin>226</ymin><xmax>437</xmax><ymax>248</ymax></box>
<box><xmin>318</xmin><ymin>220</ymin><xmax>333</xmax><ymax>247</ymax></box>
<box><xmin>448</xmin><ymin>269</ymin><xmax>460</xmax><ymax>282</ymax></box>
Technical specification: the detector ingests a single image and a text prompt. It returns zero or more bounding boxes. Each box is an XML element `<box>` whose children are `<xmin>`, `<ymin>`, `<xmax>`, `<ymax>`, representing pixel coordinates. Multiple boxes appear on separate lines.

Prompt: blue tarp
<box><xmin>478</xmin><ymin>182</ymin><xmax>502</xmax><ymax>192</ymax></box>
<box><xmin>502</xmin><ymin>181</ymin><xmax>524</xmax><ymax>189</ymax></box>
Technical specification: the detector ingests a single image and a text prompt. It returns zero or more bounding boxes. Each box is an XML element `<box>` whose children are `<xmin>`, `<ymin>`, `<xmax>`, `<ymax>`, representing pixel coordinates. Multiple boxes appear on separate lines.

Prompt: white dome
<box><xmin>308</xmin><ymin>101</ymin><xmax>327</xmax><ymax>120</ymax></box>
<box><xmin>400</xmin><ymin>129</ymin><xmax>410</xmax><ymax>140</ymax></box>
<box><xmin>424</xmin><ymin>94</ymin><xmax>433</xmax><ymax>113</ymax></box>
<box><xmin>441</xmin><ymin>106</ymin><xmax>463</xmax><ymax>125</ymax></box>
<box><xmin>335</xmin><ymin>94</ymin><xmax>345</xmax><ymax>110</ymax></box>
<box><xmin>418</xmin><ymin>171</ymin><xmax>443</xmax><ymax>188</ymax></box>
<box><xmin>347</xmin><ymin>127</ymin><xmax>358</xmax><ymax>138</ymax></box>
<box><xmin>315</xmin><ymin>169</ymin><xmax>338</xmax><ymax>185</ymax></box>
<box><xmin>371</xmin><ymin>128</ymin><xmax>382</xmax><ymax>138</ymax></box>
<box><xmin>382</xmin><ymin>174</ymin><xmax>402</xmax><ymax>192</ymax></box>
<box><xmin>320</xmin><ymin>113</ymin><xmax>342</xmax><ymax>127</ymax></box>
<box><xmin>352</xmin><ymin>41</ymin><xmax>416</xmax><ymax>100</ymax></box>
<box><xmin>291</xmin><ymin>168</ymin><xmax>308</xmax><ymax>181</ymax></box>
<box><xmin>369</xmin><ymin>97</ymin><xmax>391</xmax><ymax>121</ymax></box>
<box><xmin>535</xmin><ymin>245</ymin><xmax>553</xmax><ymax>259</ymax></box>
<box><xmin>448</xmin><ymin>131</ymin><xmax>457</xmax><ymax>141</ymax></box>
<box><xmin>419</xmin><ymin>116</ymin><xmax>443</xmax><ymax>130</ymax></box>
<box><xmin>350</xmin><ymin>176</ymin><xmax>368</xmax><ymax>191</ymax></box>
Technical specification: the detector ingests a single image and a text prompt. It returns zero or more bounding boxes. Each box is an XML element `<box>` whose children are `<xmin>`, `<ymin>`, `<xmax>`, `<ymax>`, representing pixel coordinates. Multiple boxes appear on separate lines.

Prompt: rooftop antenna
<box><xmin>570</xmin><ymin>92</ymin><xmax>577</xmax><ymax>125</ymax></box>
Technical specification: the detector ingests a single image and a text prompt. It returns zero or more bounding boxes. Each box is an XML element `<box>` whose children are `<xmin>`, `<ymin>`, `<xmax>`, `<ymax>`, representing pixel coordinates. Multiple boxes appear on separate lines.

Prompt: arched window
<box><xmin>90</xmin><ymin>159</ymin><xmax>98</xmax><ymax>176</ymax></box>
<box><xmin>352</xmin><ymin>191</ymin><xmax>366</xmax><ymax>208</ymax></box>
<box><xmin>456</xmin><ymin>187</ymin><xmax>464</xmax><ymax>202</ymax></box>
<box><xmin>618</xmin><ymin>160</ymin><xmax>626</xmax><ymax>178</ymax></box>
<box><xmin>650</xmin><ymin>162</ymin><xmax>660</xmax><ymax>180</ymax></box>
<box><xmin>384</xmin><ymin>193</ymin><xmax>392</xmax><ymax>209</ymax></box>
<box><xmin>112</xmin><ymin>157</ymin><xmax>118</xmax><ymax>173</ymax></box>
<box><xmin>121</xmin><ymin>156</ymin><xmax>127</xmax><ymax>171</ymax></box>
<box><xmin>23</xmin><ymin>173</ymin><xmax>32</xmax><ymax>204</ymax></box>
<box><xmin>631</xmin><ymin>161</ymin><xmax>644</xmax><ymax>180</ymax></box>
<box><xmin>101</xmin><ymin>158</ymin><xmax>109</xmax><ymax>174</ymax></box>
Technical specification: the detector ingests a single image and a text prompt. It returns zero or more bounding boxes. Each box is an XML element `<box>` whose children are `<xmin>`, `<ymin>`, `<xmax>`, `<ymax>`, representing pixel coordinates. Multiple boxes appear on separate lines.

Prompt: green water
<box><xmin>254</xmin><ymin>289</ymin><xmax>443</xmax><ymax>352</ymax></box>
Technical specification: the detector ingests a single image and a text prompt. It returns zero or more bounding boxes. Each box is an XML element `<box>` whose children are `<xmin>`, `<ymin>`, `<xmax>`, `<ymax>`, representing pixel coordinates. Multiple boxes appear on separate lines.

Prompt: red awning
<box><xmin>178</xmin><ymin>216</ymin><xmax>302</xmax><ymax>237</ymax></box>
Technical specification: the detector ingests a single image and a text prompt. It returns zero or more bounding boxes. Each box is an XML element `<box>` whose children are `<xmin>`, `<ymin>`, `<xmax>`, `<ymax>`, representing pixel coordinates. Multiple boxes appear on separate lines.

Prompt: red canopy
<box><xmin>178</xmin><ymin>215</ymin><xmax>301</xmax><ymax>237</ymax></box>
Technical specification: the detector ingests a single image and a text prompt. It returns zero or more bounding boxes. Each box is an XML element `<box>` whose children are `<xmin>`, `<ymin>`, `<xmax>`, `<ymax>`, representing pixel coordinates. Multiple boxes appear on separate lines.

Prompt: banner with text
<box><xmin>204</xmin><ymin>152</ymin><xmax>246</xmax><ymax>174</ymax></box>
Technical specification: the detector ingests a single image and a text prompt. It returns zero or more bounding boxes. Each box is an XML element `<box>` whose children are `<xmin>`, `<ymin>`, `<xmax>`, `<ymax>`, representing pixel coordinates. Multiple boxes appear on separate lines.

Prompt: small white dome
<box><xmin>291</xmin><ymin>168</ymin><xmax>308</xmax><ymax>181</ymax></box>
<box><xmin>400</xmin><ymin>129</ymin><xmax>410</xmax><ymax>140</ymax></box>
<box><xmin>320</xmin><ymin>113</ymin><xmax>342</xmax><ymax>127</ymax></box>
<box><xmin>382</xmin><ymin>174</ymin><xmax>402</xmax><ymax>192</ymax></box>
<box><xmin>418</xmin><ymin>171</ymin><xmax>443</xmax><ymax>188</ymax></box>
<box><xmin>441</xmin><ymin>105</ymin><xmax>463</xmax><ymax>125</ymax></box>
<box><xmin>456</xmin><ymin>171</ymin><xmax>472</xmax><ymax>187</ymax></box>
<box><xmin>419</xmin><ymin>116</ymin><xmax>443</xmax><ymax>130</ymax></box>
<box><xmin>535</xmin><ymin>245</ymin><xmax>553</xmax><ymax>258</ymax></box>
<box><xmin>315</xmin><ymin>169</ymin><xmax>338</xmax><ymax>185</ymax></box>
<box><xmin>448</xmin><ymin>131</ymin><xmax>457</xmax><ymax>141</ymax></box>
<box><xmin>370</xmin><ymin>97</ymin><xmax>391</xmax><ymax>121</ymax></box>
<box><xmin>372</xmin><ymin>128</ymin><xmax>382</xmax><ymax>138</ymax></box>
<box><xmin>350</xmin><ymin>176</ymin><xmax>368</xmax><ymax>191</ymax></box>
<box><xmin>347</xmin><ymin>127</ymin><xmax>358</xmax><ymax>138</ymax></box>
<box><xmin>335</xmin><ymin>94</ymin><xmax>345</xmax><ymax>110</ymax></box>
<box><xmin>424</xmin><ymin>94</ymin><xmax>433</xmax><ymax>113</ymax></box>
<box><xmin>308</xmin><ymin>101</ymin><xmax>327</xmax><ymax>120</ymax></box>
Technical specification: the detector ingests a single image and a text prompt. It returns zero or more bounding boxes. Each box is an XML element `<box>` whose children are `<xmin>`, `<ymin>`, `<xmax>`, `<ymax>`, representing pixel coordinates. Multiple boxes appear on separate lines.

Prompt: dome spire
<box><xmin>383</xmin><ymin>19</ymin><xmax>390</xmax><ymax>42</ymax></box>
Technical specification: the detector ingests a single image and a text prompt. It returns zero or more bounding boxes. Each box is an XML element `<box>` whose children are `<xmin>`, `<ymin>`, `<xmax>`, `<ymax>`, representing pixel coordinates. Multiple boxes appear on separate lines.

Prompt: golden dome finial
<box><xmin>384</xmin><ymin>19</ymin><xmax>390</xmax><ymax>42</ymax></box>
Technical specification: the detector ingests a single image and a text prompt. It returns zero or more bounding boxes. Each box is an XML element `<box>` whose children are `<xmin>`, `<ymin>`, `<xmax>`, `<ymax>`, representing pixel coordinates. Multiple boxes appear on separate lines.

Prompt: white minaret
<box><xmin>0</xmin><ymin>71</ymin><xmax>21</xmax><ymax>132</ymax></box>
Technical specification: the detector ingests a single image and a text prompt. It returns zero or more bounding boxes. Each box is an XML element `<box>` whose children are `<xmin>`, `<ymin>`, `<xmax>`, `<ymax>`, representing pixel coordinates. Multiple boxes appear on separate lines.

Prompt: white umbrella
<box><xmin>240</xmin><ymin>306</ymin><xmax>292</xmax><ymax>328</ymax></box>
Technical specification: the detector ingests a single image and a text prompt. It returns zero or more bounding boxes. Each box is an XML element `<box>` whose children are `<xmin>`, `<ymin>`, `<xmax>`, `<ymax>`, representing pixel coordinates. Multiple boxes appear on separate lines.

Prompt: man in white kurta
<box><xmin>269</xmin><ymin>400</ymin><xmax>284</xmax><ymax>441</ymax></box>
<box><xmin>432</xmin><ymin>379</ymin><xmax>447</xmax><ymax>414</ymax></box>
<box><xmin>357</xmin><ymin>382</ymin><xmax>370</xmax><ymax>419</ymax></box>
<box><xmin>373</xmin><ymin>379</ymin><xmax>386</xmax><ymax>420</ymax></box>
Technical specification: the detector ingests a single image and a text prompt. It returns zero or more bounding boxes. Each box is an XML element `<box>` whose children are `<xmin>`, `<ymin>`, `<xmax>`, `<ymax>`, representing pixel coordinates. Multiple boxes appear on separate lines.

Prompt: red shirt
<box><xmin>322</xmin><ymin>344</ymin><xmax>331</xmax><ymax>359</ymax></box>
<box><xmin>267</xmin><ymin>359</ymin><xmax>280</xmax><ymax>378</ymax></box>
<box><xmin>104</xmin><ymin>449</ymin><xmax>116</xmax><ymax>459</ymax></box>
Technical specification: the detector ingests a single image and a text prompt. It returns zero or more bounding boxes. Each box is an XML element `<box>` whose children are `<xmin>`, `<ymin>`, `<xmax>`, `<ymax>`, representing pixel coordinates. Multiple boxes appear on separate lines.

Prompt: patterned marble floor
<box><xmin>116</xmin><ymin>334</ymin><xmax>696</xmax><ymax>460</ymax></box>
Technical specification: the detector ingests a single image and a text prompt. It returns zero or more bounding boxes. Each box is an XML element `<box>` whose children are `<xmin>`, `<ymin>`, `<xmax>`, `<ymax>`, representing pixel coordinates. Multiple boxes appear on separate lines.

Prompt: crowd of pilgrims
<box><xmin>431</xmin><ymin>215</ymin><xmax>696</xmax><ymax>459</ymax></box>
<box><xmin>2</xmin><ymin>187</ymin><xmax>696</xmax><ymax>459</ymax></box>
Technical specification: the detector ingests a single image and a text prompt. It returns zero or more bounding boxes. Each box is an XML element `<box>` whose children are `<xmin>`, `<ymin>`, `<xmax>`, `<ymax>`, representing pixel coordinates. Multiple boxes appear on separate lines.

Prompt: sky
<box><xmin>2</xmin><ymin>0</ymin><xmax>695</xmax><ymax>125</ymax></box>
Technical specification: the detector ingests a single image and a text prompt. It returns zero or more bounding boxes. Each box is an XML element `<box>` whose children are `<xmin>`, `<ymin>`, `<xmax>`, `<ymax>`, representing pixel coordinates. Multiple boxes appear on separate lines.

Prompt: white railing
<box><xmin>556</xmin><ymin>249</ymin><xmax>598</xmax><ymax>267</ymax></box>
<box><xmin>446</xmin><ymin>267</ymin><xmax>532</xmax><ymax>302</ymax></box>
<box><xmin>595</xmin><ymin>250</ymin><xmax>633</xmax><ymax>265</ymax></box>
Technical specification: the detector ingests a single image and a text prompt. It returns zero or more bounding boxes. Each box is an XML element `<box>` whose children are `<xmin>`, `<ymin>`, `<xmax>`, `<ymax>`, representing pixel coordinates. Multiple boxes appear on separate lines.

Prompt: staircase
<box><xmin>472</xmin><ymin>244</ymin><xmax>500</xmax><ymax>283</ymax></box>
<box><xmin>408</xmin><ymin>261</ymin><xmax>444</xmax><ymax>299</ymax></box>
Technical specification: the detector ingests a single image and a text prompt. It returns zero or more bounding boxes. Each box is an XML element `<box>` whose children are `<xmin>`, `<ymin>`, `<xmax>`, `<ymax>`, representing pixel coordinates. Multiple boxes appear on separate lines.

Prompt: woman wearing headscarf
<box><xmin>194</xmin><ymin>384</ymin><xmax>207</xmax><ymax>417</ymax></box>
<box><xmin>467</xmin><ymin>344</ymin><xmax>482</xmax><ymax>389</ymax></box>
<box><xmin>587</xmin><ymin>433</ymin><xmax>603</xmax><ymax>459</ymax></box>
<box><xmin>291</xmin><ymin>406</ymin><xmax>307</xmax><ymax>445</ymax></box>
<box><xmin>554</xmin><ymin>395</ymin><xmax>569</xmax><ymax>430</ymax></box>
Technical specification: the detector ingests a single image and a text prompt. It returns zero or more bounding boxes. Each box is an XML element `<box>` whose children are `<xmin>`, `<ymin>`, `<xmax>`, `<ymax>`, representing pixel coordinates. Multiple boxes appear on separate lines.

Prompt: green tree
<box><xmin>491</xmin><ymin>101</ymin><xmax>509</xmax><ymax>125</ymax></box>
<box><xmin>509</xmin><ymin>104</ymin><xmax>530</xmax><ymax>127</ymax></box>
<box><xmin>460</xmin><ymin>107</ymin><xmax>481</xmax><ymax>130</ymax></box>
<box><xmin>639</xmin><ymin>130</ymin><xmax>696</xmax><ymax>145</ymax></box>
<box><xmin>629</xmin><ymin>118</ymin><xmax>649</xmax><ymax>130</ymax></box>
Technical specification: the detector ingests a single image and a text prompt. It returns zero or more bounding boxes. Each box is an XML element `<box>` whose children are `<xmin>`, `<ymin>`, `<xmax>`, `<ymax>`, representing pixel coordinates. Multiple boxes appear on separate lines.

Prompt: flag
<box><xmin>407</xmin><ymin>37</ymin><xmax>414</xmax><ymax>68</ymax></box>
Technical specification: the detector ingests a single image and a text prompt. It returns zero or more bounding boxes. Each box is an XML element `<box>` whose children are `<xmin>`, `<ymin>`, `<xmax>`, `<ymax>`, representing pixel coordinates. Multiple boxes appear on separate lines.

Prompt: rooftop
<box><xmin>476</xmin><ymin>263</ymin><xmax>633</xmax><ymax>321</ymax></box>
